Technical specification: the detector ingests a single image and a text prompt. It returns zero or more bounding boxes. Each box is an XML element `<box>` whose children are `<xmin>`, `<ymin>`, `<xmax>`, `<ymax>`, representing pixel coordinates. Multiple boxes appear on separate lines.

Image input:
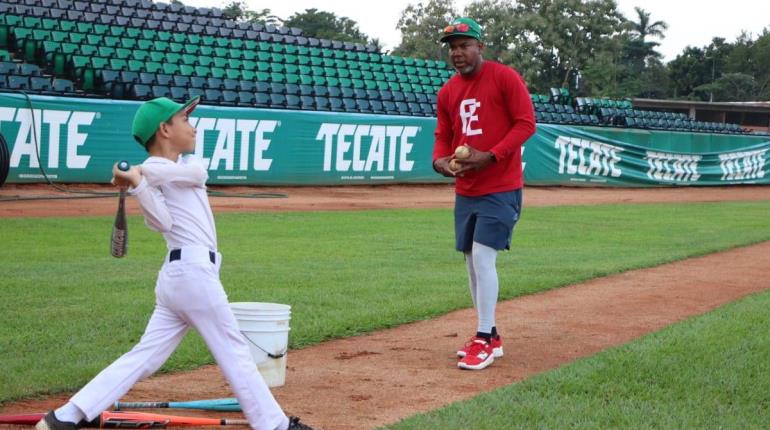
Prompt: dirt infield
<box><xmin>2</xmin><ymin>183</ymin><xmax>770</xmax><ymax>217</ymax></box>
<box><xmin>2</xmin><ymin>184</ymin><xmax>770</xmax><ymax>429</ymax></box>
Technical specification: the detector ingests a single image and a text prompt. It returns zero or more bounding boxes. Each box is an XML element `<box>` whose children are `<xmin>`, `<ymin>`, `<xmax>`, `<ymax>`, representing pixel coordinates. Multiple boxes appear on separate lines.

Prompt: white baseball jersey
<box><xmin>131</xmin><ymin>155</ymin><xmax>217</xmax><ymax>251</ymax></box>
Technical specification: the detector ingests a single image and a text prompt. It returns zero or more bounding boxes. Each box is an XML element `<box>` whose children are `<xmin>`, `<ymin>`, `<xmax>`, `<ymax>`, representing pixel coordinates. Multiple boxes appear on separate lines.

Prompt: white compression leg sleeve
<box><xmin>470</xmin><ymin>241</ymin><xmax>499</xmax><ymax>334</ymax></box>
<box><xmin>464</xmin><ymin>251</ymin><xmax>478</xmax><ymax>309</ymax></box>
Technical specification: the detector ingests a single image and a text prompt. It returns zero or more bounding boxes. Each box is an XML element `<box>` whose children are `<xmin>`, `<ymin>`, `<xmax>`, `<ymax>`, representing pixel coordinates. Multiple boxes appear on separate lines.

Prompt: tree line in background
<box><xmin>221</xmin><ymin>0</ymin><xmax>770</xmax><ymax>102</ymax></box>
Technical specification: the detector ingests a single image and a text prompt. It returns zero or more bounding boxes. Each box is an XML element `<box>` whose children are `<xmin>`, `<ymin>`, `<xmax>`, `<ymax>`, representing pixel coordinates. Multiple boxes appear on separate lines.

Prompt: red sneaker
<box><xmin>457</xmin><ymin>335</ymin><xmax>503</xmax><ymax>358</ymax></box>
<box><xmin>457</xmin><ymin>339</ymin><xmax>494</xmax><ymax>370</ymax></box>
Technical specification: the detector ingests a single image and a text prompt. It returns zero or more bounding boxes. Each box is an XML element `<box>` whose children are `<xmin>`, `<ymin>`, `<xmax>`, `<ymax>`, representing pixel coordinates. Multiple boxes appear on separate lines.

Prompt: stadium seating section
<box><xmin>532</xmin><ymin>87</ymin><xmax>755</xmax><ymax>135</ymax></box>
<box><xmin>0</xmin><ymin>0</ymin><xmax>762</xmax><ymax>134</ymax></box>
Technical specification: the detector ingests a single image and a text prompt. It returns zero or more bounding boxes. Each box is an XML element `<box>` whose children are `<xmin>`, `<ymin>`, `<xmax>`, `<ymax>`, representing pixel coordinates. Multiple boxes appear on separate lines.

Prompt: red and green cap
<box><xmin>131</xmin><ymin>96</ymin><xmax>200</xmax><ymax>147</ymax></box>
<box><xmin>440</xmin><ymin>17</ymin><xmax>483</xmax><ymax>43</ymax></box>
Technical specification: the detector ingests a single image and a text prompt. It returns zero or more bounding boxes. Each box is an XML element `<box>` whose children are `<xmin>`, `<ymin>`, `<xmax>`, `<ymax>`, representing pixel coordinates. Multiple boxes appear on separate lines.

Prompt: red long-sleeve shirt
<box><xmin>433</xmin><ymin>61</ymin><xmax>536</xmax><ymax>196</ymax></box>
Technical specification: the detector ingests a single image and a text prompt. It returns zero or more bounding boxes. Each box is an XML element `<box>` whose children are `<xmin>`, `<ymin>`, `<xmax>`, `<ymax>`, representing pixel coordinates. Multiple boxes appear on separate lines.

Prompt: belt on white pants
<box><xmin>167</xmin><ymin>246</ymin><xmax>218</xmax><ymax>264</ymax></box>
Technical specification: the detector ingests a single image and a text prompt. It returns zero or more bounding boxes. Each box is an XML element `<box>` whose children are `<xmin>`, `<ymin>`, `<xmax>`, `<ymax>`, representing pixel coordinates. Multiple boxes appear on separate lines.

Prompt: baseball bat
<box><xmin>100</xmin><ymin>411</ymin><xmax>248</xmax><ymax>427</ymax></box>
<box><xmin>0</xmin><ymin>413</ymin><xmax>45</xmax><ymax>425</ymax></box>
<box><xmin>0</xmin><ymin>412</ymin><xmax>160</xmax><ymax>428</ymax></box>
<box><xmin>110</xmin><ymin>160</ymin><xmax>130</xmax><ymax>258</ymax></box>
<box><xmin>114</xmin><ymin>398</ymin><xmax>241</xmax><ymax>412</ymax></box>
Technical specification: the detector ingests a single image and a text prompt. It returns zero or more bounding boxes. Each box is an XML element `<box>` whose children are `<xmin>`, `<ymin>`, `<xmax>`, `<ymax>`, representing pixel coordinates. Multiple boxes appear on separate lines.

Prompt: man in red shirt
<box><xmin>432</xmin><ymin>17</ymin><xmax>536</xmax><ymax>370</ymax></box>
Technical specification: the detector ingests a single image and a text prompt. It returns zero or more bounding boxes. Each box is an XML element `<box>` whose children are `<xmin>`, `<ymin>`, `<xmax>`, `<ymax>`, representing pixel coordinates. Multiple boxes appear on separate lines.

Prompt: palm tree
<box><xmin>628</xmin><ymin>7</ymin><xmax>668</xmax><ymax>43</ymax></box>
<box><xmin>625</xmin><ymin>7</ymin><xmax>668</xmax><ymax>63</ymax></box>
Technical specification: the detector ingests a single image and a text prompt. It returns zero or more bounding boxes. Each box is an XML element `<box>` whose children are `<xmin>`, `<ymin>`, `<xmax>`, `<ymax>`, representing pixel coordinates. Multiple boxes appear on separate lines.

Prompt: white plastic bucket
<box><xmin>230</xmin><ymin>302</ymin><xmax>291</xmax><ymax>387</ymax></box>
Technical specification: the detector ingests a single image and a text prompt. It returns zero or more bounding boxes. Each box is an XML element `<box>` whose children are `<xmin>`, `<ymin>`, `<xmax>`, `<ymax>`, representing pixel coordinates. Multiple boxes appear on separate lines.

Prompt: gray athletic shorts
<box><xmin>454</xmin><ymin>189</ymin><xmax>523</xmax><ymax>252</ymax></box>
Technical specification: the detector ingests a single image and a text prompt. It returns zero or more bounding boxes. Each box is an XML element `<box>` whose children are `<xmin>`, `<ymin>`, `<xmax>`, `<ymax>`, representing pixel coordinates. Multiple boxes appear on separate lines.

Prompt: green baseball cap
<box><xmin>440</xmin><ymin>17</ymin><xmax>483</xmax><ymax>43</ymax></box>
<box><xmin>131</xmin><ymin>96</ymin><xmax>200</xmax><ymax>147</ymax></box>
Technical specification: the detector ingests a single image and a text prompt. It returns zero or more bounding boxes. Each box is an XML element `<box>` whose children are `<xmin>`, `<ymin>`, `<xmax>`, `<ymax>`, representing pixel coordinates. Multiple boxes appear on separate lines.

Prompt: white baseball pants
<box><xmin>68</xmin><ymin>246</ymin><xmax>288</xmax><ymax>430</ymax></box>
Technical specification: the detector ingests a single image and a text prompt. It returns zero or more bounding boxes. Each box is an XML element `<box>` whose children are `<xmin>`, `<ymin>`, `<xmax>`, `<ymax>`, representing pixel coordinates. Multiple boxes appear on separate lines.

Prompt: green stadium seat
<box><xmin>327</xmin><ymin>86</ymin><xmax>341</xmax><ymax>98</ymax></box>
<box><xmin>86</xmin><ymin>57</ymin><xmax>110</xmax><ymax>70</ymax></box>
<box><xmin>151</xmin><ymin>85</ymin><xmax>171</xmax><ymax>98</ymax></box>
<box><xmin>314</xmin><ymin>96</ymin><xmax>329</xmax><ymax>111</ymax></box>
<box><xmin>181</xmin><ymin>86</ymin><xmax>201</xmax><ymax>101</ymax></box>
<box><xmin>221</xmin><ymin>79</ymin><xmax>239</xmax><ymax>91</ymax></box>
<box><xmin>198</xmin><ymin>44</ymin><xmax>215</xmax><ymax>57</ymax></box>
<box><xmin>298</xmin><ymin>84</ymin><xmax>314</xmax><ymax>96</ymax></box>
<box><xmin>175</xmin><ymin>64</ymin><xmax>192</xmax><ymax>76</ymax></box>
<box><xmin>219</xmin><ymin>90</ymin><xmax>237</xmax><ymax>106</ymax></box>
<box><xmin>236</xmin><ymin>91</ymin><xmax>254</xmax><ymax>106</ymax></box>
<box><xmin>168</xmin><ymin>43</ymin><xmax>184</xmax><ymax>54</ymax></box>
<box><xmin>144</xmin><ymin>62</ymin><xmax>161</xmax><ymax>74</ymax></box>
<box><xmin>268</xmin><ymin>72</ymin><xmax>283</xmax><ymax>83</ymax></box>
<box><xmin>136</xmin><ymin>39</ymin><xmax>153</xmax><ymax>51</ymax></box>
<box><xmin>252</xmin><ymin>92</ymin><xmax>268</xmax><ymax>107</ymax></box>
<box><xmin>170</xmin><ymin>86</ymin><xmax>188</xmax><ymax>101</ymax></box>
<box><xmin>93</xmin><ymin>24</ymin><xmax>110</xmax><ymax>36</ymax></box>
<box><xmin>299</xmin><ymin>74</ymin><xmax>313</xmax><ymax>85</ymax></box>
<box><xmin>203</xmin><ymin>89</ymin><xmax>222</xmax><ymax>103</ymax></box>
<box><xmin>328</xmin><ymin>97</ymin><xmax>343</xmax><ymax>112</ymax></box>
<box><xmin>284</xmin><ymin>94</ymin><xmax>300</xmax><ymax>109</ymax></box>
<box><xmin>162</xmin><ymin>63</ymin><xmax>180</xmax><ymax>75</ymax></box>
<box><xmin>266</xmin><ymin>42</ymin><xmax>281</xmax><ymax>54</ymax></box>
<box><xmin>110</xmin><ymin>59</ymin><xmax>128</xmax><ymax>71</ymax></box>
<box><xmin>211</xmin><ymin>67</ymin><xmax>226</xmax><ymax>79</ymax></box>
<box><xmin>369</xmin><ymin>100</ymin><xmax>384</xmax><ymax>114</ymax></box>
<box><xmin>341</xmin><ymin>97</ymin><xmax>357</xmax><ymax>112</ymax></box>
<box><xmin>187</xmin><ymin>76</ymin><xmax>205</xmax><ymax>89</ymax></box>
<box><xmin>171</xmin><ymin>75</ymin><xmax>189</xmax><ymax>88</ymax></box>
<box><xmin>298</xmin><ymin>95</ymin><xmax>314</xmax><ymax>109</ymax></box>
<box><xmin>312</xmin><ymin>85</ymin><xmax>328</xmax><ymax>97</ymax></box>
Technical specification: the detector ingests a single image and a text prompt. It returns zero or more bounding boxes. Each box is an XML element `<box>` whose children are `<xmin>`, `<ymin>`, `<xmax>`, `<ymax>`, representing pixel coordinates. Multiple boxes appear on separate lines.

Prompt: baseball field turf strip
<box><xmin>385</xmin><ymin>288</ymin><xmax>770</xmax><ymax>430</ymax></box>
<box><xmin>1</xmin><ymin>201</ymin><xmax>770</xmax><ymax>403</ymax></box>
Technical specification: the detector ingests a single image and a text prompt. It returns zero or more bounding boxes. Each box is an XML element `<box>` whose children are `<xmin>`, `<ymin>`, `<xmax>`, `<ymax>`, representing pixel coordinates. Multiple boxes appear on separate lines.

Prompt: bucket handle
<box><xmin>240</xmin><ymin>331</ymin><xmax>287</xmax><ymax>359</ymax></box>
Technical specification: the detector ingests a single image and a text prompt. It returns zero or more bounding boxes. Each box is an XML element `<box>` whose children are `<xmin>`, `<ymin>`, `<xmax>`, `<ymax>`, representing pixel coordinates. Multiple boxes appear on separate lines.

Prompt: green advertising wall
<box><xmin>1</xmin><ymin>92</ymin><xmax>768</xmax><ymax>186</ymax></box>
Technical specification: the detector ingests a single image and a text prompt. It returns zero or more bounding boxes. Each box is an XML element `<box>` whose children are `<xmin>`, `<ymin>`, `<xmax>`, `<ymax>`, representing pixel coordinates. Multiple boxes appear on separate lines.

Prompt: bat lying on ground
<box><xmin>115</xmin><ymin>398</ymin><xmax>241</xmax><ymax>412</ymax></box>
<box><xmin>0</xmin><ymin>414</ymin><xmax>47</xmax><ymax>426</ymax></box>
<box><xmin>100</xmin><ymin>411</ymin><xmax>248</xmax><ymax>427</ymax></box>
<box><xmin>0</xmin><ymin>411</ymin><xmax>248</xmax><ymax>427</ymax></box>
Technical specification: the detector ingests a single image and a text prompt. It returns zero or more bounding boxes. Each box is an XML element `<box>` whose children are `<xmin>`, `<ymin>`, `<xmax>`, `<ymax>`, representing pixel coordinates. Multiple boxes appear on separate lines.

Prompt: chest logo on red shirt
<box><xmin>459</xmin><ymin>99</ymin><xmax>483</xmax><ymax>136</ymax></box>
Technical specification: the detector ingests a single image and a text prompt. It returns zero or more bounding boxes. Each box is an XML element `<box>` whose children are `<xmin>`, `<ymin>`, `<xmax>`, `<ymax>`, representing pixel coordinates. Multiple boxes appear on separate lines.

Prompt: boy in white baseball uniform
<box><xmin>36</xmin><ymin>97</ymin><xmax>315</xmax><ymax>430</ymax></box>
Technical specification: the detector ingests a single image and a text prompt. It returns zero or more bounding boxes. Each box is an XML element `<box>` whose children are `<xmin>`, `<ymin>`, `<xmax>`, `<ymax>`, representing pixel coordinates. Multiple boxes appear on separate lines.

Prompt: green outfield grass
<box><xmin>1</xmin><ymin>201</ymin><xmax>770</xmax><ymax>404</ymax></box>
<box><xmin>385</xmin><ymin>288</ymin><xmax>770</xmax><ymax>429</ymax></box>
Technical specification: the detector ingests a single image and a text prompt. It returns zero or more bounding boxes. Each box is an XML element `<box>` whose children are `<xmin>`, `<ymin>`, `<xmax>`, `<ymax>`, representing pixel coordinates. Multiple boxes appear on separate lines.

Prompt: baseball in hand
<box><xmin>454</xmin><ymin>145</ymin><xmax>471</xmax><ymax>159</ymax></box>
<box><xmin>449</xmin><ymin>159</ymin><xmax>461</xmax><ymax>172</ymax></box>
